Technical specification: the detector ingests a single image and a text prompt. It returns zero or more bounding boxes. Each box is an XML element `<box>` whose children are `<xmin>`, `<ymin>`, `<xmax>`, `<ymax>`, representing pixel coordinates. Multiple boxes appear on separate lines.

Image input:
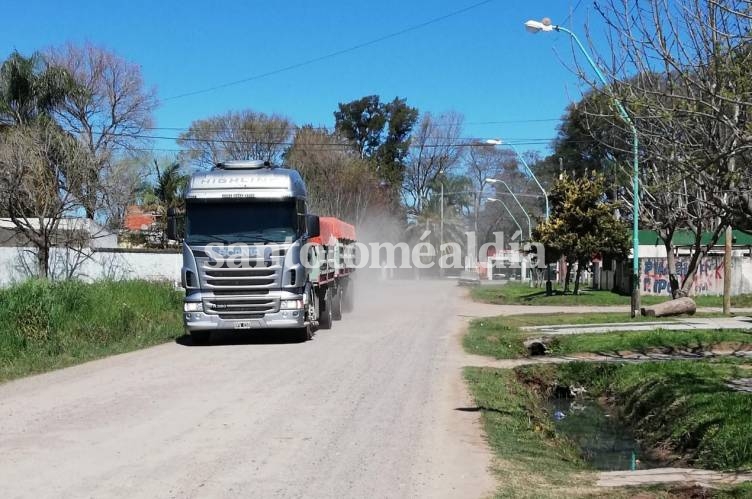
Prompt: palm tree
<box><xmin>141</xmin><ymin>160</ymin><xmax>189</xmax><ymax>246</ymax></box>
<box><xmin>153</xmin><ymin>160</ymin><xmax>188</xmax><ymax>211</ymax></box>
<box><xmin>0</xmin><ymin>51</ymin><xmax>71</xmax><ymax>127</ymax></box>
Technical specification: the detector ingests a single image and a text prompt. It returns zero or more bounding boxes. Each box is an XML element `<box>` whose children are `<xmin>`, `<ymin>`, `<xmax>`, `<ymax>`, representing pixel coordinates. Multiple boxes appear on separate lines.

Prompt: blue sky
<box><xmin>3</xmin><ymin>0</ymin><xmax>606</xmax><ymax>156</ymax></box>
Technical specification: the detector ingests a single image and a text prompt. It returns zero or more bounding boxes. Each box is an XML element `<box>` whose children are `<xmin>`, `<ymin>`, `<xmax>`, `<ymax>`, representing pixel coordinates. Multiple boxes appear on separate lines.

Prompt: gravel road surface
<box><xmin>0</xmin><ymin>279</ymin><xmax>493</xmax><ymax>499</ymax></box>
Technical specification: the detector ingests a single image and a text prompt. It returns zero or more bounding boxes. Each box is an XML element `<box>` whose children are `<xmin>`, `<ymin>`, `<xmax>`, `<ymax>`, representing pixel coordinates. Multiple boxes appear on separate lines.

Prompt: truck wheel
<box><xmin>296</xmin><ymin>324</ymin><xmax>314</xmax><ymax>342</ymax></box>
<box><xmin>319</xmin><ymin>288</ymin><xmax>333</xmax><ymax>329</ymax></box>
<box><xmin>342</xmin><ymin>280</ymin><xmax>355</xmax><ymax>313</ymax></box>
<box><xmin>332</xmin><ymin>287</ymin><xmax>343</xmax><ymax>321</ymax></box>
<box><xmin>297</xmin><ymin>287</ymin><xmax>317</xmax><ymax>342</ymax></box>
<box><xmin>191</xmin><ymin>331</ymin><xmax>211</xmax><ymax>345</ymax></box>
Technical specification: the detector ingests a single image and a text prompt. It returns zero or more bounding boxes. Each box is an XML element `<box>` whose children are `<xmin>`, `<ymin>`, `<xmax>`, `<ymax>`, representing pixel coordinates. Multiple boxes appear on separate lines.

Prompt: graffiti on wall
<box><xmin>641</xmin><ymin>256</ymin><xmax>724</xmax><ymax>295</ymax></box>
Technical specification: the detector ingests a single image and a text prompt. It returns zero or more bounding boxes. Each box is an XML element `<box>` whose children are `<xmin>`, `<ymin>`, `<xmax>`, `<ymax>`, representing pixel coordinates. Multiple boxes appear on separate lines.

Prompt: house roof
<box><xmin>638</xmin><ymin>229</ymin><xmax>752</xmax><ymax>247</ymax></box>
<box><xmin>123</xmin><ymin>206</ymin><xmax>158</xmax><ymax>231</ymax></box>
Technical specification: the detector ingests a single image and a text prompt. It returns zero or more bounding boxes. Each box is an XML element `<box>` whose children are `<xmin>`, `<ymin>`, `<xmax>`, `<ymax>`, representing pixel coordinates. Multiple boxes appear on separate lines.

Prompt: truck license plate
<box><xmin>234</xmin><ymin>321</ymin><xmax>255</xmax><ymax>329</ymax></box>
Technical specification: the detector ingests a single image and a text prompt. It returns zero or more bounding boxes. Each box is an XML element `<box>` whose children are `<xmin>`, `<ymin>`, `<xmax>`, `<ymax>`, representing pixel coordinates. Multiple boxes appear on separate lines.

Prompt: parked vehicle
<box><xmin>170</xmin><ymin>160</ymin><xmax>356</xmax><ymax>343</ymax></box>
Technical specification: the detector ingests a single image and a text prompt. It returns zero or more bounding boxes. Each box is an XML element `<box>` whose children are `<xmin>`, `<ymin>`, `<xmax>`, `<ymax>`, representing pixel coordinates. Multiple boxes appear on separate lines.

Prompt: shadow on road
<box><xmin>455</xmin><ymin>406</ymin><xmax>514</xmax><ymax>416</ymax></box>
<box><xmin>176</xmin><ymin>329</ymin><xmax>308</xmax><ymax>347</ymax></box>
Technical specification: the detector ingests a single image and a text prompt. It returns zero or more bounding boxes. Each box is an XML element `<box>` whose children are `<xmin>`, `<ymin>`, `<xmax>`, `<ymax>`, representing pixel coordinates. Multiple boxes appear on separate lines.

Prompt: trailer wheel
<box><xmin>332</xmin><ymin>287</ymin><xmax>343</xmax><ymax>321</ymax></box>
<box><xmin>319</xmin><ymin>288</ymin><xmax>333</xmax><ymax>329</ymax></box>
<box><xmin>342</xmin><ymin>280</ymin><xmax>355</xmax><ymax>313</ymax></box>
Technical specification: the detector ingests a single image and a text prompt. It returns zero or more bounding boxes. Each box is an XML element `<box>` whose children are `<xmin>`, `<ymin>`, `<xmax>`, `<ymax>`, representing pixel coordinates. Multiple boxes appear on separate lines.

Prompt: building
<box><xmin>598</xmin><ymin>229</ymin><xmax>752</xmax><ymax>296</ymax></box>
<box><xmin>0</xmin><ymin>218</ymin><xmax>118</xmax><ymax>249</ymax></box>
<box><xmin>123</xmin><ymin>205</ymin><xmax>158</xmax><ymax>233</ymax></box>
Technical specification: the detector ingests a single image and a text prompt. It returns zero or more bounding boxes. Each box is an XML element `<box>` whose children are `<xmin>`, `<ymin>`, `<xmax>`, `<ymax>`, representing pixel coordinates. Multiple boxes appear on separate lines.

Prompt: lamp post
<box><xmin>485</xmin><ymin>139</ymin><xmax>549</xmax><ymax>219</ymax></box>
<box><xmin>486</xmin><ymin>138</ymin><xmax>553</xmax><ymax>293</ymax></box>
<box><xmin>524</xmin><ymin>18</ymin><xmax>641</xmax><ymax>317</ymax></box>
<box><xmin>486</xmin><ymin>197</ymin><xmax>524</xmax><ymax>237</ymax></box>
<box><xmin>487</xmin><ymin>197</ymin><xmax>532</xmax><ymax>284</ymax></box>
<box><xmin>440</xmin><ymin>181</ymin><xmax>444</xmax><ymax>277</ymax></box>
<box><xmin>485</xmin><ymin>178</ymin><xmax>532</xmax><ymax>239</ymax></box>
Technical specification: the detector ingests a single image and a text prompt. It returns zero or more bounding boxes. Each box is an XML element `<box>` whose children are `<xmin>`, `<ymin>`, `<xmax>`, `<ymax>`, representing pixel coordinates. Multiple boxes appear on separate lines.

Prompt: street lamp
<box><xmin>487</xmin><ymin>197</ymin><xmax>534</xmax><ymax>284</ymax></box>
<box><xmin>524</xmin><ymin>18</ymin><xmax>641</xmax><ymax>317</ymax></box>
<box><xmin>486</xmin><ymin>197</ymin><xmax>524</xmax><ymax>236</ymax></box>
<box><xmin>485</xmin><ymin>178</ymin><xmax>531</xmax><ymax>239</ymax></box>
<box><xmin>485</xmin><ymin>139</ymin><xmax>549</xmax><ymax>219</ymax></box>
<box><xmin>485</xmin><ymin>138</ymin><xmax>553</xmax><ymax>293</ymax></box>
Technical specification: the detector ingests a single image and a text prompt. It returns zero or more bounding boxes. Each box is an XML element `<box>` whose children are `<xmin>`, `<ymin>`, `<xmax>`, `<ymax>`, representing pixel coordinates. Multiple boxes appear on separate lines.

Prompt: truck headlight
<box><xmin>184</xmin><ymin>302</ymin><xmax>203</xmax><ymax>312</ymax></box>
<box><xmin>280</xmin><ymin>299</ymin><xmax>304</xmax><ymax>310</ymax></box>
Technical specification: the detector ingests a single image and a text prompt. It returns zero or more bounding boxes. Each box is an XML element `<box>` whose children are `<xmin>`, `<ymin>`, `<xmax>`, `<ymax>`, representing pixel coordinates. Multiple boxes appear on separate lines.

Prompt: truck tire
<box><xmin>191</xmin><ymin>330</ymin><xmax>211</xmax><ymax>345</ymax></box>
<box><xmin>297</xmin><ymin>287</ymin><xmax>317</xmax><ymax>342</ymax></box>
<box><xmin>331</xmin><ymin>287</ymin><xmax>342</xmax><ymax>321</ymax></box>
<box><xmin>342</xmin><ymin>280</ymin><xmax>355</xmax><ymax>313</ymax></box>
<box><xmin>296</xmin><ymin>324</ymin><xmax>314</xmax><ymax>342</ymax></box>
<box><xmin>319</xmin><ymin>288</ymin><xmax>333</xmax><ymax>329</ymax></box>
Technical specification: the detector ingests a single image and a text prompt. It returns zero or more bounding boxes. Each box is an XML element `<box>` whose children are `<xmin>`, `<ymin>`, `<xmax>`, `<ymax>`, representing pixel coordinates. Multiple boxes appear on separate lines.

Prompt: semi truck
<box><xmin>169</xmin><ymin>160</ymin><xmax>356</xmax><ymax>344</ymax></box>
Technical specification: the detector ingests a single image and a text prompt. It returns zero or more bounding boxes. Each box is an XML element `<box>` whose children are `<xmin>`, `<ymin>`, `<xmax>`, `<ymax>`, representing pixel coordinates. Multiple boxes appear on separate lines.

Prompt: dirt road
<box><xmin>0</xmin><ymin>280</ymin><xmax>494</xmax><ymax>499</ymax></box>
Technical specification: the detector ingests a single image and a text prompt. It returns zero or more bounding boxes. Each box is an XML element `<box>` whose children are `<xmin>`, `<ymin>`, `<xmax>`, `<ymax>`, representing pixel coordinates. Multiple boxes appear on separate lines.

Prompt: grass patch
<box><xmin>0</xmin><ymin>279</ymin><xmax>183</xmax><ymax>382</ymax></box>
<box><xmin>518</xmin><ymin>361</ymin><xmax>752</xmax><ymax>471</ymax></box>
<box><xmin>464</xmin><ymin>315</ymin><xmax>752</xmax><ymax>359</ymax></box>
<box><xmin>464</xmin><ymin>367</ymin><xmax>597</xmax><ymax>498</ymax></box>
<box><xmin>464</xmin><ymin>366</ymin><xmax>750</xmax><ymax>497</ymax></box>
<box><xmin>548</xmin><ymin>329</ymin><xmax>752</xmax><ymax>357</ymax></box>
<box><xmin>471</xmin><ymin>282</ymin><xmax>752</xmax><ymax>308</ymax></box>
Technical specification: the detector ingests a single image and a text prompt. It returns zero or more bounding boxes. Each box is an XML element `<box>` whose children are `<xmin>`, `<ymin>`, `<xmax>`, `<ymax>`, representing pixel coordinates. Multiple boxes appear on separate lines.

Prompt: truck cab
<box><xmin>178</xmin><ymin>160</ymin><xmax>320</xmax><ymax>343</ymax></box>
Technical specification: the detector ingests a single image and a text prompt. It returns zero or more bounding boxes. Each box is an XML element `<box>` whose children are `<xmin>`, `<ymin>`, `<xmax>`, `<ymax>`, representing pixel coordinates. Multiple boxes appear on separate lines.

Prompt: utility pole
<box><xmin>440</xmin><ymin>182</ymin><xmax>444</xmax><ymax>278</ymax></box>
<box><xmin>724</xmin><ymin>225</ymin><xmax>732</xmax><ymax>315</ymax></box>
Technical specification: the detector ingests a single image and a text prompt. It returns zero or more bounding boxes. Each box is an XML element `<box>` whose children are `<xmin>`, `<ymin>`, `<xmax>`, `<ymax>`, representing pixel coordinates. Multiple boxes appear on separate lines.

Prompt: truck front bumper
<box><xmin>184</xmin><ymin>309</ymin><xmax>306</xmax><ymax>332</ymax></box>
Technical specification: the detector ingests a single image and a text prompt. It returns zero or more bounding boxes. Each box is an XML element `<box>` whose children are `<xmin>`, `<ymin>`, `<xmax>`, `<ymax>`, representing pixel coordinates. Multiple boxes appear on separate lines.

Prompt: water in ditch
<box><xmin>547</xmin><ymin>397</ymin><xmax>660</xmax><ymax>471</ymax></box>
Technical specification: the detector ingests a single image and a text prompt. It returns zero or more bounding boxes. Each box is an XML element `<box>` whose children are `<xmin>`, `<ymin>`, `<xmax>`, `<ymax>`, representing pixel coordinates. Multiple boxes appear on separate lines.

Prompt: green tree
<box><xmin>141</xmin><ymin>159</ymin><xmax>189</xmax><ymax>247</ymax></box>
<box><xmin>533</xmin><ymin>91</ymin><xmax>628</xmax><ymax>199</ymax></box>
<box><xmin>286</xmin><ymin>126</ymin><xmax>383</xmax><ymax>227</ymax></box>
<box><xmin>334</xmin><ymin>95</ymin><xmax>418</xmax><ymax>187</ymax></box>
<box><xmin>533</xmin><ymin>172</ymin><xmax>630</xmax><ymax>295</ymax></box>
<box><xmin>0</xmin><ymin>51</ymin><xmax>71</xmax><ymax>127</ymax></box>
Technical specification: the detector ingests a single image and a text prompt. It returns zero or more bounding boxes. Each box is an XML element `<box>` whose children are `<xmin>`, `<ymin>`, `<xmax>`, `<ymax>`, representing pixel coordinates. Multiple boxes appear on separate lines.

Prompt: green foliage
<box><xmin>533</xmin><ymin>172</ymin><xmax>630</xmax><ymax>293</ymax></box>
<box><xmin>0</xmin><ymin>280</ymin><xmax>183</xmax><ymax>381</ymax></box>
<box><xmin>463</xmin><ymin>313</ymin><xmax>744</xmax><ymax>360</ymax></box>
<box><xmin>464</xmin><ymin>367</ymin><xmax>593</xmax><ymax>498</ymax></box>
<box><xmin>531</xmin><ymin>90</ymin><xmax>630</xmax><ymax>193</ymax></box>
<box><xmin>535</xmin><ymin>172</ymin><xmax>630</xmax><ymax>262</ymax></box>
<box><xmin>551</xmin><ymin>361</ymin><xmax>752</xmax><ymax>470</ymax></box>
<box><xmin>0</xmin><ymin>51</ymin><xmax>73</xmax><ymax>126</ymax></box>
<box><xmin>333</xmin><ymin>94</ymin><xmax>418</xmax><ymax>186</ymax></box>
<box><xmin>470</xmin><ymin>282</ymin><xmax>649</xmax><ymax>306</ymax></box>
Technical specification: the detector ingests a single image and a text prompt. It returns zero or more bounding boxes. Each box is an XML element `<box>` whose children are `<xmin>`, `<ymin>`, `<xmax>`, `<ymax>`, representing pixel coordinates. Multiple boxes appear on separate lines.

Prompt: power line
<box><xmin>131</xmin><ymin>132</ymin><xmax>558</xmax><ymax>147</ymax></box>
<box><xmin>143</xmin><ymin>117</ymin><xmax>564</xmax><ymax>134</ymax></box>
<box><xmin>562</xmin><ymin>0</ymin><xmax>585</xmax><ymax>26</ymax></box>
<box><xmin>163</xmin><ymin>0</ymin><xmax>496</xmax><ymax>101</ymax></box>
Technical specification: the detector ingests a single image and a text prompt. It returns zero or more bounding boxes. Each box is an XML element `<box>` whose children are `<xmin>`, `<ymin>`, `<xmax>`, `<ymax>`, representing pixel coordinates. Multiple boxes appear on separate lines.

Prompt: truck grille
<box><xmin>194</xmin><ymin>248</ymin><xmax>286</xmax><ymax>318</ymax></box>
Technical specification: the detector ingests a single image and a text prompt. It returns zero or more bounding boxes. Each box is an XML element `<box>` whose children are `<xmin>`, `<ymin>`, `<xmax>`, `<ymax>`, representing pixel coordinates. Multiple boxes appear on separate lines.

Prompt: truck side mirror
<box><xmin>306</xmin><ymin>214</ymin><xmax>320</xmax><ymax>238</ymax></box>
<box><xmin>166</xmin><ymin>208</ymin><xmax>178</xmax><ymax>241</ymax></box>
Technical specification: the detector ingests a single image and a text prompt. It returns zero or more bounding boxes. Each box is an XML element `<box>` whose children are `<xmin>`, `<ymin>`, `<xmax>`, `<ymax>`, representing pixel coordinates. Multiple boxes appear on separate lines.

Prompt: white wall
<box><xmin>0</xmin><ymin>247</ymin><xmax>181</xmax><ymax>287</ymax></box>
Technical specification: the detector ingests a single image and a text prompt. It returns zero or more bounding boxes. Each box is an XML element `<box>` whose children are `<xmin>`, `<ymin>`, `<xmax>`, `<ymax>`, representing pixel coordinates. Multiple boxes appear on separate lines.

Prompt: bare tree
<box><xmin>47</xmin><ymin>43</ymin><xmax>158</xmax><ymax>222</ymax></box>
<box><xmin>0</xmin><ymin>121</ymin><xmax>91</xmax><ymax>277</ymax></box>
<box><xmin>178</xmin><ymin>110</ymin><xmax>294</xmax><ymax>169</ymax></box>
<box><xmin>286</xmin><ymin>127</ymin><xmax>382</xmax><ymax>226</ymax></box>
<box><xmin>566</xmin><ymin>1</ymin><xmax>752</xmax><ymax>295</ymax></box>
<box><xmin>100</xmin><ymin>156</ymin><xmax>149</xmax><ymax>231</ymax></box>
<box><xmin>464</xmin><ymin>144</ymin><xmax>519</xmax><ymax>235</ymax></box>
<box><xmin>402</xmin><ymin>111</ymin><xmax>464</xmax><ymax>216</ymax></box>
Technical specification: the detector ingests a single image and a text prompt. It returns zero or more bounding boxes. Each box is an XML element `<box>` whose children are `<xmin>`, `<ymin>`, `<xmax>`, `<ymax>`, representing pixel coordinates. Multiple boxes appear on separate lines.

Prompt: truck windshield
<box><xmin>185</xmin><ymin>200</ymin><xmax>298</xmax><ymax>244</ymax></box>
